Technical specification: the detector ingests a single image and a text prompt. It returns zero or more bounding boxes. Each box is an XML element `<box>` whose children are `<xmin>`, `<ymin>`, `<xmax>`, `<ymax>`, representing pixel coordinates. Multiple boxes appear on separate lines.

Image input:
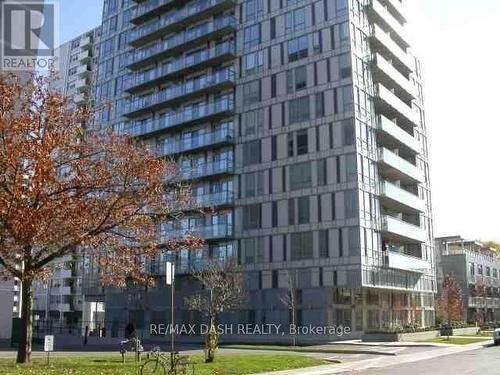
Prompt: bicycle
<box><xmin>140</xmin><ymin>347</ymin><xmax>194</xmax><ymax>375</ymax></box>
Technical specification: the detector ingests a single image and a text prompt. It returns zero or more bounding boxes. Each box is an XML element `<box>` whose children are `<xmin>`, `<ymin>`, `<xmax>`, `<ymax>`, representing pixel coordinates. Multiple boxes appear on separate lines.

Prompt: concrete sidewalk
<box><xmin>258</xmin><ymin>341</ymin><xmax>490</xmax><ymax>375</ymax></box>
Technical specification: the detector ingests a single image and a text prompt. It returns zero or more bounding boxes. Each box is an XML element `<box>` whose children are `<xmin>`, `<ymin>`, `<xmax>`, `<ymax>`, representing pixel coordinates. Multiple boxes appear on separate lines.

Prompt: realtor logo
<box><xmin>1</xmin><ymin>1</ymin><xmax>59</xmax><ymax>70</ymax></box>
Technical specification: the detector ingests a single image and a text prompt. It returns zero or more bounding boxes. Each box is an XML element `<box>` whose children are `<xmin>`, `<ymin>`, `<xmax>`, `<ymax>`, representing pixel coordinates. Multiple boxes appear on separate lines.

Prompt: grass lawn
<box><xmin>423</xmin><ymin>336</ymin><xmax>491</xmax><ymax>345</ymax></box>
<box><xmin>0</xmin><ymin>354</ymin><xmax>328</xmax><ymax>374</ymax></box>
<box><xmin>475</xmin><ymin>331</ymin><xmax>494</xmax><ymax>338</ymax></box>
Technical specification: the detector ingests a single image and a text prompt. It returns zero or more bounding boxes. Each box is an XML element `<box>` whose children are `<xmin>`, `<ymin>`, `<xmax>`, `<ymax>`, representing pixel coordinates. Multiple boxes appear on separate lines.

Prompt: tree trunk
<box><xmin>16</xmin><ymin>278</ymin><xmax>33</xmax><ymax>364</ymax></box>
<box><xmin>204</xmin><ymin>316</ymin><xmax>218</xmax><ymax>363</ymax></box>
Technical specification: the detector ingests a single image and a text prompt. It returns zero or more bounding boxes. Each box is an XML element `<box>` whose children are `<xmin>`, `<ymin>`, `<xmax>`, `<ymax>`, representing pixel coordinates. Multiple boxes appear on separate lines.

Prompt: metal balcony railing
<box><xmin>129</xmin><ymin>0</ymin><xmax>233</xmax><ymax>45</ymax></box>
<box><xmin>128</xmin><ymin>16</ymin><xmax>236</xmax><ymax>68</ymax></box>
<box><xmin>156</xmin><ymin>127</ymin><xmax>234</xmax><ymax>156</ymax></box>
<box><xmin>125</xmin><ymin>68</ymin><xmax>235</xmax><ymax>117</ymax></box>
<box><xmin>122</xmin><ymin>97</ymin><xmax>234</xmax><ymax>137</ymax></box>
<box><xmin>174</xmin><ymin>158</ymin><xmax>234</xmax><ymax>181</ymax></box>
<box><xmin>159</xmin><ymin>223</ymin><xmax>233</xmax><ymax>242</ymax></box>
<box><xmin>125</xmin><ymin>42</ymin><xmax>235</xmax><ymax>92</ymax></box>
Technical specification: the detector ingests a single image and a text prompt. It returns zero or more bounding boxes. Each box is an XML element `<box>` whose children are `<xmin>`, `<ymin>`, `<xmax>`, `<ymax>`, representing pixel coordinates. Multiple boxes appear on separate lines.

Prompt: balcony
<box><xmin>122</xmin><ymin>97</ymin><xmax>234</xmax><ymax>137</ymax></box>
<box><xmin>75</xmin><ymin>79</ymin><xmax>90</xmax><ymax>92</ymax></box>
<box><xmin>124</xmin><ymin>68</ymin><xmax>235</xmax><ymax>117</ymax></box>
<box><xmin>125</xmin><ymin>42</ymin><xmax>235</xmax><ymax>93</ymax></box>
<box><xmin>377</xmin><ymin>147</ymin><xmax>424</xmax><ymax>183</ymax></box>
<box><xmin>191</xmin><ymin>190</ymin><xmax>234</xmax><ymax>208</ymax></box>
<box><xmin>380</xmin><ymin>0</ymin><xmax>407</xmax><ymax>24</ymax></box>
<box><xmin>78</xmin><ymin>50</ymin><xmax>91</xmax><ymax>63</ymax></box>
<box><xmin>128</xmin><ymin>16</ymin><xmax>236</xmax><ymax>69</ymax></box>
<box><xmin>385</xmin><ymin>250</ymin><xmax>430</xmax><ymax>273</ymax></box>
<box><xmin>131</xmin><ymin>0</ymin><xmax>183</xmax><ymax>24</ymax></box>
<box><xmin>367</xmin><ymin>0</ymin><xmax>408</xmax><ymax>50</ymax></box>
<box><xmin>49</xmin><ymin>303</ymin><xmax>71</xmax><ymax>312</ymax></box>
<box><xmin>73</xmin><ymin>93</ymin><xmax>86</xmax><ymax>105</ymax></box>
<box><xmin>379</xmin><ymin>180</ymin><xmax>425</xmax><ymax>213</ymax></box>
<box><xmin>156</xmin><ymin>128</ymin><xmax>234</xmax><ymax>157</ymax></box>
<box><xmin>76</xmin><ymin>64</ymin><xmax>91</xmax><ymax>78</ymax></box>
<box><xmin>376</xmin><ymin>115</ymin><xmax>421</xmax><ymax>154</ymax></box>
<box><xmin>129</xmin><ymin>0</ymin><xmax>235</xmax><ymax>46</ymax></box>
<box><xmin>160</xmin><ymin>223</ymin><xmax>233</xmax><ymax>242</ymax></box>
<box><xmin>381</xmin><ymin>215</ymin><xmax>427</xmax><ymax>243</ymax></box>
<box><xmin>374</xmin><ymin>84</ymin><xmax>419</xmax><ymax>128</ymax></box>
<box><xmin>80</xmin><ymin>36</ymin><xmax>92</xmax><ymax>50</ymax></box>
<box><xmin>174</xmin><ymin>158</ymin><xmax>234</xmax><ymax>181</ymax></box>
<box><xmin>50</xmin><ymin>286</ymin><xmax>72</xmax><ymax>295</ymax></box>
<box><xmin>370</xmin><ymin>24</ymin><xmax>414</xmax><ymax>74</ymax></box>
<box><xmin>372</xmin><ymin>53</ymin><xmax>416</xmax><ymax>101</ymax></box>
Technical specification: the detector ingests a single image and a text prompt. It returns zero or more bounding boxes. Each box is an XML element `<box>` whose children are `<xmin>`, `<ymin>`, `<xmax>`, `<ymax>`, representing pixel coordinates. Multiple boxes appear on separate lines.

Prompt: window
<box><xmin>287</xmin><ymin>65</ymin><xmax>307</xmax><ymax>93</ymax></box>
<box><xmin>100</xmin><ymin>37</ymin><xmax>114</xmax><ymax>57</ymax></box>
<box><xmin>315</xmin><ymin>92</ymin><xmax>324</xmax><ymax>118</ymax></box>
<box><xmin>478</xmin><ymin>264</ymin><xmax>483</xmax><ymax>275</ymax></box>
<box><xmin>342</xmin><ymin>119</ymin><xmax>355</xmax><ymax>145</ymax></box>
<box><xmin>245</xmin><ymin>171</ymin><xmax>264</xmax><ymax>197</ymax></box>
<box><xmin>288</xmin><ymin>199</ymin><xmax>295</xmax><ymax>225</ymax></box>
<box><xmin>289</xmin><ymin>96</ymin><xmax>310</xmax><ymax>124</ymax></box>
<box><xmin>243</xmin><ymin>204</ymin><xmax>261</xmax><ymax>230</ymax></box>
<box><xmin>319</xmin><ymin>230</ymin><xmax>329</xmax><ymax>258</ymax></box>
<box><xmin>296</xmin><ymin>129</ymin><xmax>308</xmax><ymax>155</ymax></box>
<box><xmin>287</xmin><ymin>133</ymin><xmax>294</xmax><ymax>157</ymax></box>
<box><xmin>290</xmin><ymin>162</ymin><xmax>312</xmax><ymax>190</ymax></box>
<box><xmin>243</xmin><ymin>80</ymin><xmax>261</xmax><ymax>106</ymax></box>
<box><xmin>244</xmin><ymin>24</ymin><xmax>260</xmax><ymax>48</ymax></box>
<box><xmin>336</xmin><ymin>0</ymin><xmax>348</xmax><ymax>16</ymax></box>
<box><xmin>243</xmin><ymin>140</ymin><xmax>261</xmax><ymax>166</ymax></box>
<box><xmin>339</xmin><ymin>22</ymin><xmax>350</xmax><ymax>46</ymax></box>
<box><xmin>297</xmin><ymin>197</ymin><xmax>310</xmax><ymax>224</ymax></box>
<box><xmin>344</xmin><ymin>190</ymin><xmax>359</xmax><ymax>219</ymax></box>
<box><xmin>339</xmin><ymin>53</ymin><xmax>351</xmax><ymax>79</ymax></box>
<box><xmin>245</xmin><ymin>0</ymin><xmax>263</xmax><ymax>21</ymax></box>
<box><xmin>285</xmin><ymin>7</ymin><xmax>306</xmax><ymax>33</ymax></box>
<box><xmin>244</xmin><ymin>237</ymin><xmax>264</xmax><ymax>264</ymax></box>
<box><xmin>291</xmin><ymin>232</ymin><xmax>313</xmax><ymax>260</ymax></box>
<box><xmin>494</xmin><ymin>269</ymin><xmax>498</xmax><ymax>278</ymax></box>
<box><xmin>271</xmin><ymin>74</ymin><xmax>277</xmax><ymax>98</ymax></box>
<box><xmin>313</xmin><ymin>31</ymin><xmax>322</xmax><ymax>54</ymax></box>
<box><xmin>243</xmin><ymin>109</ymin><xmax>264</xmax><ymax>135</ymax></box>
<box><xmin>244</xmin><ymin>50</ymin><xmax>264</xmax><ymax>75</ymax></box>
<box><xmin>346</xmin><ymin>154</ymin><xmax>358</xmax><ymax>182</ymax></box>
<box><xmin>486</xmin><ymin>267</ymin><xmax>491</xmax><ymax>277</ymax></box>
<box><xmin>68</xmin><ymin>67</ymin><xmax>77</xmax><ymax>76</ymax></box>
<box><xmin>341</xmin><ymin>86</ymin><xmax>354</xmax><ymax>113</ymax></box>
<box><xmin>288</xmin><ymin>35</ymin><xmax>308</xmax><ymax>62</ymax></box>
<box><xmin>317</xmin><ymin>159</ymin><xmax>327</xmax><ymax>185</ymax></box>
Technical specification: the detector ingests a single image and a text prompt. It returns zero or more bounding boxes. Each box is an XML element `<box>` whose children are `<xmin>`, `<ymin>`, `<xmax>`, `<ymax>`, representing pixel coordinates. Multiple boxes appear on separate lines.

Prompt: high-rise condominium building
<box><xmin>32</xmin><ymin>28</ymin><xmax>101</xmax><ymax>330</ymax></box>
<box><xmin>88</xmin><ymin>0</ymin><xmax>435</xmax><ymax>339</ymax></box>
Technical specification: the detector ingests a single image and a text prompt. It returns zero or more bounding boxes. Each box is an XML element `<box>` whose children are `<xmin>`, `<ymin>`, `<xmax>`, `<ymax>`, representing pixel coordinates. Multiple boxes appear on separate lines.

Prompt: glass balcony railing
<box><xmin>377</xmin><ymin>147</ymin><xmax>424</xmax><ymax>183</ymax></box>
<box><xmin>381</xmin><ymin>215</ymin><xmax>427</xmax><ymax>243</ymax></box>
<box><xmin>156</xmin><ymin>127</ymin><xmax>234</xmax><ymax>156</ymax></box>
<box><xmin>368</xmin><ymin>0</ymin><xmax>408</xmax><ymax>49</ymax></box>
<box><xmin>376</xmin><ymin>115</ymin><xmax>421</xmax><ymax>154</ymax></box>
<box><xmin>131</xmin><ymin>0</ymin><xmax>174</xmax><ymax>23</ymax></box>
<box><xmin>129</xmin><ymin>0</ymin><xmax>233</xmax><ymax>44</ymax></box>
<box><xmin>174</xmin><ymin>158</ymin><xmax>234</xmax><ymax>181</ymax></box>
<box><xmin>373</xmin><ymin>53</ymin><xmax>416</xmax><ymax>100</ymax></box>
<box><xmin>159</xmin><ymin>223</ymin><xmax>233</xmax><ymax>242</ymax></box>
<box><xmin>123</xmin><ymin>97</ymin><xmax>234</xmax><ymax>137</ymax></box>
<box><xmin>193</xmin><ymin>190</ymin><xmax>234</xmax><ymax>207</ymax></box>
<box><xmin>379</xmin><ymin>180</ymin><xmax>425</xmax><ymax>212</ymax></box>
<box><xmin>375</xmin><ymin>84</ymin><xmax>419</xmax><ymax>127</ymax></box>
<box><xmin>128</xmin><ymin>16</ymin><xmax>236</xmax><ymax>67</ymax></box>
<box><xmin>370</xmin><ymin>24</ymin><xmax>414</xmax><ymax>73</ymax></box>
<box><xmin>125</xmin><ymin>42</ymin><xmax>235</xmax><ymax>91</ymax></box>
<box><xmin>125</xmin><ymin>68</ymin><xmax>235</xmax><ymax>116</ymax></box>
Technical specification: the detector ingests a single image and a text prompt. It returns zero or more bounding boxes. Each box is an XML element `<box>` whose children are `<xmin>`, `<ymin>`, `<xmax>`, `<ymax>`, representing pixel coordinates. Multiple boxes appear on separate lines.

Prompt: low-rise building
<box><xmin>436</xmin><ymin>236</ymin><xmax>500</xmax><ymax>323</ymax></box>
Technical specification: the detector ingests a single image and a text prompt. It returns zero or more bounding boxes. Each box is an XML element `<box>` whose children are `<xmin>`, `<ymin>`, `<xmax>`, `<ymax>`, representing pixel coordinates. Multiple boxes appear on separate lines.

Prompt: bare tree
<box><xmin>184</xmin><ymin>259</ymin><xmax>245</xmax><ymax>363</ymax></box>
<box><xmin>280</xmin><ymin>271</ymin><xmax>297</xmax><ymax>347</ymax></box>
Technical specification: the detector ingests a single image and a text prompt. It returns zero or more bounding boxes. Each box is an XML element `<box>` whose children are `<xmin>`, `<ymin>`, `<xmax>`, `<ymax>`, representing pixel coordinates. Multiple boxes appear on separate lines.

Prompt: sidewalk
<box><xmin>258</xmin><ymin>341</ymin><xmax>489</xmax><ymax>375</ymax></box>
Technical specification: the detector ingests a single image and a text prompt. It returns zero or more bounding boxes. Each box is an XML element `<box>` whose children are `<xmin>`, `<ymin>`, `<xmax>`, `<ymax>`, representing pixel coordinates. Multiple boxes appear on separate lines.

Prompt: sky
<box><xmin>56</xmin><ymin>0</ymin><xmax>500</xmax><ymax>242</ymax></box>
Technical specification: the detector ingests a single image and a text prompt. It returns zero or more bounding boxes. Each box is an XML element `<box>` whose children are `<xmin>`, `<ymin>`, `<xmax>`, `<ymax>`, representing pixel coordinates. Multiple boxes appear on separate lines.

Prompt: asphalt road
<box><xmin>352</xmin><ymin>345</ymin><xmax>500</xmax><ymax>375</ymax></box>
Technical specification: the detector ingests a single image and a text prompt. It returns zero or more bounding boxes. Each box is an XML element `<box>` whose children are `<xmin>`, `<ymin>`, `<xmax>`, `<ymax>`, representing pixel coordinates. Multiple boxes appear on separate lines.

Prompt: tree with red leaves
<box><xmin>0</xmin><ymin>74</ymin><xmax>203</xmax><ymax>363</ymax></box>
<box><xmin>437</xmin><ymin>274</ymin><xmax>464</xmax><ymax>326</ymax></box>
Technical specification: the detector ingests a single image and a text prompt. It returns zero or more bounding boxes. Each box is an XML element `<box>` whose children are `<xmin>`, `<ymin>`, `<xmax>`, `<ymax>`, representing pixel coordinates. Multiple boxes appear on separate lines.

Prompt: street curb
<box><xmin>220</xmin><ymin>345</ymin><xmax>398</xmax><ymax>356</ymax></box>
